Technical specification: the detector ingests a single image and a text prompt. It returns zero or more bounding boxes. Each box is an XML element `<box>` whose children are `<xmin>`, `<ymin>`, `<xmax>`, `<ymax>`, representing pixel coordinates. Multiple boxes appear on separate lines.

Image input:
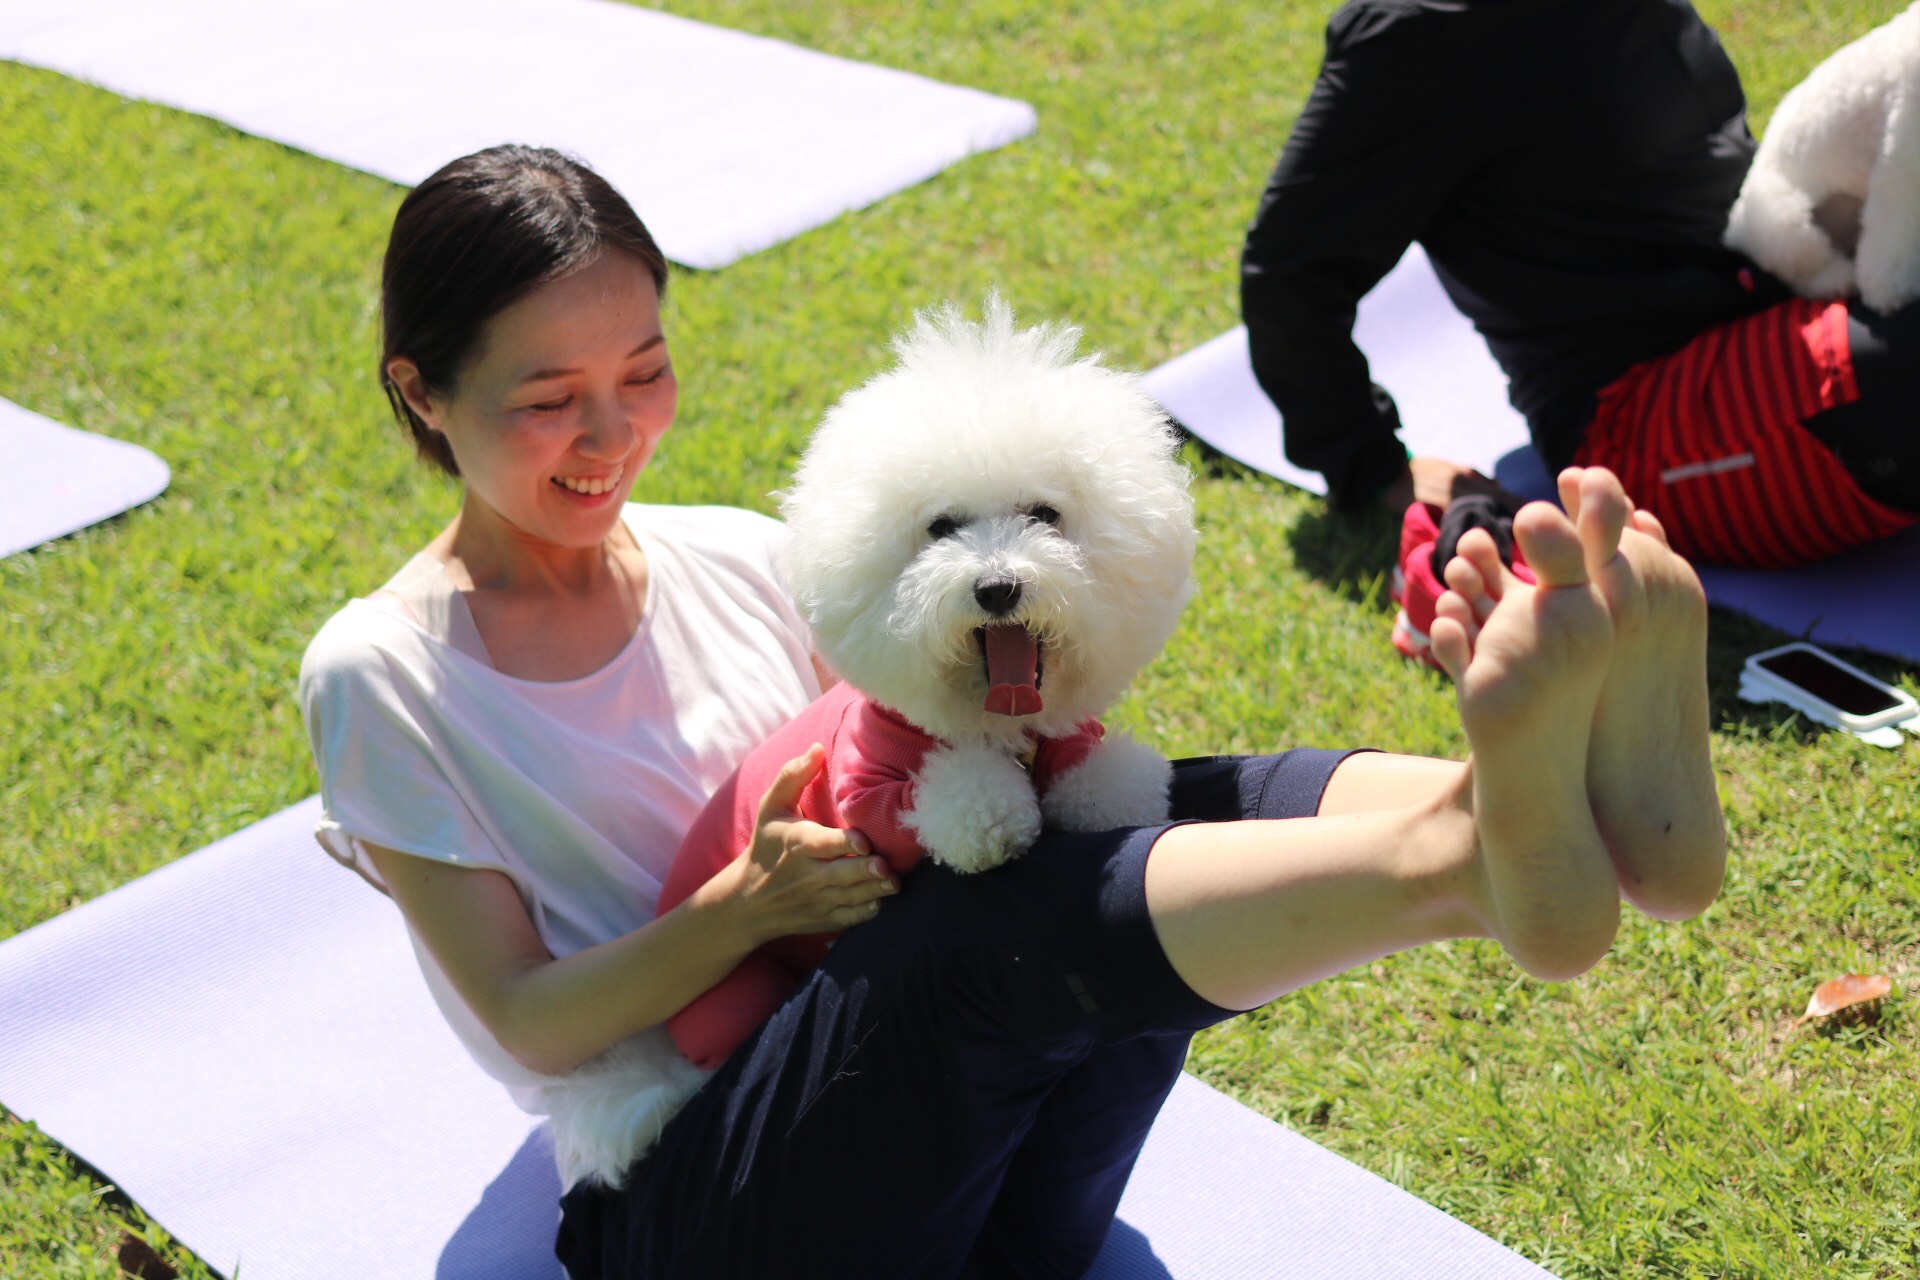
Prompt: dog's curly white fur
<box><xmin>1725</xmin><ymin>3</ymin><xmax>1920</xmax><ymax>312</ymax></box>
<box><xmin>902</xmin><ymin>742</ymin><xmax>1046</xmax><ymax>874</ymax></box>
<box><xmin>1038</xmin><ymin>732</ymin><xmax>1177</xmax><ymax>833</ymax></box>
<box><xmin>780</xmin><ymin>295</ymin><xmax>1196</xmax><ymax>871</ymax></box>
<box><xmin>541</xmin><ymin>1033</ymin><xmax>706</xmax><ymax>1190</ymax></box>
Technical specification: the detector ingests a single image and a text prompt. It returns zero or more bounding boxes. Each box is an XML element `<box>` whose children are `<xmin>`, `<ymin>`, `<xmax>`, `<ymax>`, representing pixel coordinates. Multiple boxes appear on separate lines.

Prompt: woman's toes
<box><xmin>1443</xmin><ymin>554</ymin><xmax>1497</xmax><ymax>623</ymax></box>
<box><xmin>1574</xmin><ymin>470</ymin><xmax>1630</xmax><ymax>575</ymax></box>
<box><xmin>1455</xmin><ymin>527</ymin><xmax>1509</xmax><ymax>602</ymax></box>
<box><xmin>1512</xmin><ymin>502</ymin><xmax>1589</xmax><ymax>588</ymax></box>
<box><xmin>1430</xmin><ymin>613</ymin><xmax>1472</xmax><ymax>682</ymax></box>
<box><xmin>1556</xmin><ymin>466</ymin><xmax>1587</xmax><ymax>520</ymax></box>
<box><xmin>1435</xmin><ymin>588</ymin><xmax>1481</xmax><ymax>647</ymax></box>
<box><xmin>1629</xmin><ymin>508</ymin><xmax>1670</xmax><ymax>547</ymax></box>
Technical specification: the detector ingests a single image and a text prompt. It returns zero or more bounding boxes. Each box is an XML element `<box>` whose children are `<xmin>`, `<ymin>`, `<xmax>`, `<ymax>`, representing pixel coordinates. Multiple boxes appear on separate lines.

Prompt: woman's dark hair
<box><xmin>379</xmin><ymin>145</ymin><xmax>670</xmax><ymax>476</ymax></box>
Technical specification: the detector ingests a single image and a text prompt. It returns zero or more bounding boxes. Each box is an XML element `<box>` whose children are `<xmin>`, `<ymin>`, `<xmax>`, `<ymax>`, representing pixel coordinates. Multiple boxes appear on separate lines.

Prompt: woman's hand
<box><xmin>723</xmin><ymin>745</ymin><xmax>899</xmax><ymax>945</ymax></box>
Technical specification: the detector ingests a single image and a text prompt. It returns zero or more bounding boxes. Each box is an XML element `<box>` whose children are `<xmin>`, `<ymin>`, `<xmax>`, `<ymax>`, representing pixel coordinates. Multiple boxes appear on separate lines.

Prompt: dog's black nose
<box><xmin>974</xmin><ymin>578</ymin><xmax>1022</xmax><ymax>616</ymax></box>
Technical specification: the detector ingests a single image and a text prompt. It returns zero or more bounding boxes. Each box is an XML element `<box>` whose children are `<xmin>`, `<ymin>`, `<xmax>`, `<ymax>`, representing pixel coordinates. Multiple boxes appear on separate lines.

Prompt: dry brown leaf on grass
<box><xmin>114</xmin><ymin>1232</ymin><xmax>178</xmax><ymax>1279</ymax></box>
<box><xmin>1790</xmin><ymin>973</ymin><xmax>1893</xmax><ymax>1030</ymax></box>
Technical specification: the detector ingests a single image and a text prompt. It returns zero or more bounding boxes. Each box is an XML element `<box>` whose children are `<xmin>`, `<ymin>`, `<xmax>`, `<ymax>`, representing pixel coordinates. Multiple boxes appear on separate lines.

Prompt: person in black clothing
<box><xmin>1242</xmin><ymin>0</ymin><xmax>1920</xmax><ymax>568</ymax></box>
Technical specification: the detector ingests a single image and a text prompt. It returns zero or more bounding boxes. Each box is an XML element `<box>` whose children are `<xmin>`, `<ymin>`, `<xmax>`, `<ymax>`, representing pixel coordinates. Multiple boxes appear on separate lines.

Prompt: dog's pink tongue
<box><xmin>982</xmin><ymin>624</ymin><xmax>1043</xmax><ymax>717</ymax></box>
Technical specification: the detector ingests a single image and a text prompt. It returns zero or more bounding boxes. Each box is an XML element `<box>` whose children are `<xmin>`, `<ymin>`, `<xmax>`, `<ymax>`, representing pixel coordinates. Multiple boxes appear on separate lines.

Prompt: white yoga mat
<box><xmin>0</xmin><ymin>0</ymin><xmax>1037</xmax><ymax>271</ymax></box>
<box><xmin>1145</xmin><ymin>247</ymin><xmax>1920</xmax><ymax>665</ymax></box>
<box><xmin>0</xmin><ymin>396</ymin><xmax>169</xmax><ymax>559</ymax></box>
<box><xmin>0</xmin><ymin>799</ymin><xmax>1556</xmax><ymax>1279</ymax></box>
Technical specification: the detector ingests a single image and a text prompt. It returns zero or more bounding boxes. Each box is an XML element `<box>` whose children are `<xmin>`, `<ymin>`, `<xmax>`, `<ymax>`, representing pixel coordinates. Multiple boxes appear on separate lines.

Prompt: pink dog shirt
<box><xmin>656</xmin><ymin>679</ymin><xmax>1104</xmax><ymax>1069</ymax></box>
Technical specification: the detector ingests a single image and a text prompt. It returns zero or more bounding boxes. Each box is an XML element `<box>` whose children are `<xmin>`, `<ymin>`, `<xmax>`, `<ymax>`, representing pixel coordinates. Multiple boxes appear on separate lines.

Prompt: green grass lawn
<box><xmin>3</xmin><ymin>1</ymin><xmax>1916</xmax><ymax>1274</ymax></box>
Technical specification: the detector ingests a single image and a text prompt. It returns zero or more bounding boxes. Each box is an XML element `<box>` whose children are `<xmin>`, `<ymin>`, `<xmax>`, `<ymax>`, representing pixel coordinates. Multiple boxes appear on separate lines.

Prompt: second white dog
<box><xmin>1724</xmin><ymin>2</ymin><xmax>1920</xmax><ymax>312</ymax></box>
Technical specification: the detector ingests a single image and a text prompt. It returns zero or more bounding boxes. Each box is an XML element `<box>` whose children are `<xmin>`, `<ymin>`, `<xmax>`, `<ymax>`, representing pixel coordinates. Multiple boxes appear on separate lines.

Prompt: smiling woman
<box><xmin>298</xmin><ymin>143</ymin><xmax>872</xmax><ymax>1163</ymax></box>
<box><xmin>376</xmin><ymin>146</ymin><xmax>671</xmax><ymax>479</ymax></box>
<box><xmin>389</xmin><ymin>253</ymin><xmax>675</xmax><ymax>529</ymax></box>
<box><xmin>371</xmin><ymin>148</ymin><xmax>682</xmax><ymax>683</ymax></box>
<box><xmin>385</xmin><ymin>253</ymin><xmax>678</xmax><ymax>572</ymax></box>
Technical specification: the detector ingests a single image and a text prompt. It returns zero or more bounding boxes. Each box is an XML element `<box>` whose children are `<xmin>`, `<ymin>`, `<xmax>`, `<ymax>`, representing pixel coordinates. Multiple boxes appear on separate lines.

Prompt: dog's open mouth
<box><xmin>976</xmin><ymin>624</ymin><xmax>1043</xmax><ymax>717</ymax></box>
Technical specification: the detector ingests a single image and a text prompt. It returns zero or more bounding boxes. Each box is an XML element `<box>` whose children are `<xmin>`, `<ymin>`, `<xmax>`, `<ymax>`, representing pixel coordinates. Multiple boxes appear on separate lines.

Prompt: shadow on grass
<box><xmin>1283</xmin><ymin>503</ymin><xmax>1399</xmax><ymax>608</ymax></box>
<box><xmin>1171</xmin><ymin>425</ymin><xmax>1399</xmax><ymax>608</ymax></box>
<box><xmin>1</xmin><ymin>1109</ymin><xmax>217</xmax><ymax>1279</ymax></box>
<box><xmin>1804</xmin><ymin>1005</ymin><xmax>1906</xmax><ymax>1046</ymax></box>
<box><xmin>1168</xmin><ymin>420</ymin><xmax>1398</xmax><ymax>606</ymax></box>
<box><xmin>1169</xmin><ymin>419</ymin><xmax>1276</xmax><ymax>486</ymax></box>
<box><xmin>0</xmin><ymin>495</ymin><xmax>169</xmax><ymax>577</ymax></box>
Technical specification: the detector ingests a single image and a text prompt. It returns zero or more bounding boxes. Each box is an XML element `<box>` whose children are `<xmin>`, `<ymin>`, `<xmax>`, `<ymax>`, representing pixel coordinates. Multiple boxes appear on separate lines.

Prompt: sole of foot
<box><xmin>1558</xmin><ymin>468</ymin><xmax>1726</xmax><ymax>921</ymax></box>
<box><xmin>1431</xmin><ymin>497</ymin><xmax>1622</xmax><ymax>981</ymax></box>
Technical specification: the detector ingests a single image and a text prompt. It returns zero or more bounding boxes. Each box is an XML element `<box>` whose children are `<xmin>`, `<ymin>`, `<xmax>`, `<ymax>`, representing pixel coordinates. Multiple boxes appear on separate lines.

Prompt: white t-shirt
<box><xmin>298</xmin><ymin>503</ymin><xmax>821</xmax><ymax>1164</ymax></box>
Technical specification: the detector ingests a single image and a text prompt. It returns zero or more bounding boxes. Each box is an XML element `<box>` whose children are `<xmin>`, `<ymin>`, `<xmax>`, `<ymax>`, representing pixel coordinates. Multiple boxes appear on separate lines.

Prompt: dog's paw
<box><xmin>1856</xmin><ymin>222</ymin><xmax>1920</xmax><ymax>313</ymax></box>
<box><xmin>905</xmin><ymin>742</ymin><xmax>1042</xmax><ymax>874</ymax></box>
<box><xmin>1804</xmin><ymin>254</ymin><xmax>1859</xmax><ymax>301</ymax></box>
<box><xmin>1859</xmin><ymin>270</ymin><xmax>1920</xmax><ymax>315</ymax></box>
<box><xmin>1042</xmin><ymin>732</ymin><xmax>1172</xmax><ymax>830</ymax></box>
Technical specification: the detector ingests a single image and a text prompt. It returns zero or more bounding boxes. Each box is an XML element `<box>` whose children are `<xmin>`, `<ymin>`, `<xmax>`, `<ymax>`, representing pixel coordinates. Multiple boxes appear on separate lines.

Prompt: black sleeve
<box><xmin>1239</xmin><ymin>3</ymin><xmax>1474</xmax><ymax>510</ymax></box>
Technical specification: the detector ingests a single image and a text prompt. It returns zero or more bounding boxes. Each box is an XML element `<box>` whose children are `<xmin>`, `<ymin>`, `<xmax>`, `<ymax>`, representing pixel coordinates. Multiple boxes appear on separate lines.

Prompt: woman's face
<box><xmin>395</xmin><ymin>251</ymin><xmax>677</xmax><ymax>549</ymax></box>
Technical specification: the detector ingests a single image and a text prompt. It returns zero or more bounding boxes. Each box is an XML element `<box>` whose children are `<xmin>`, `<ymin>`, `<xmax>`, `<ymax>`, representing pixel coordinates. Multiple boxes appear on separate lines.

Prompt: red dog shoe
<box><xmin>1391</xmin><ymin>498</ymin><xmax>1535</xmax><ymax>670</ymax></box>
<box><xmin>1391</xmin><ymin>503</ymin><xmax>1447</xmax><ymax>668</ymax></box>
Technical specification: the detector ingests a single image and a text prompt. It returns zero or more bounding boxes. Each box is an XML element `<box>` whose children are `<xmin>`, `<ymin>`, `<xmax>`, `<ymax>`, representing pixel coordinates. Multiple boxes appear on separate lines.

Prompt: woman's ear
<box><xmin>385</xmin><ymin>357</ymin><xmax>443</xmax><ymax>433</ymax></box>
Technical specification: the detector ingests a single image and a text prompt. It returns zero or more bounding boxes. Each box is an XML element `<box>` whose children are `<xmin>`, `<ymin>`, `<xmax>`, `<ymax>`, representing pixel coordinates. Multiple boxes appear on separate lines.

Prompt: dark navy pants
<box><xmin>556</xmin><ymin>749</ymin><xmax>1361</xmax><ymax>1280</ymax></box>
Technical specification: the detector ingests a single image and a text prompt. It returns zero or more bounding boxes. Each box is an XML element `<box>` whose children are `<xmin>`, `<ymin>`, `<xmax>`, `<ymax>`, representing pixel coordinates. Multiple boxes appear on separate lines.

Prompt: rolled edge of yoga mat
<box><xmin>0</xmin><ymin>396</ymin><xmax>170</xmax><ymax>558</ymax></box>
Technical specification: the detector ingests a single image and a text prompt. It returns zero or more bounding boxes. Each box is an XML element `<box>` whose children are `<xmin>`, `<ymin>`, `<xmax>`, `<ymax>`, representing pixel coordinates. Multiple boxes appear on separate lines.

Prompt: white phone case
<box><xmin>1739</xmin><ymin>642</ymin><xmax>1918</xmax><ymax>746</ymax></box>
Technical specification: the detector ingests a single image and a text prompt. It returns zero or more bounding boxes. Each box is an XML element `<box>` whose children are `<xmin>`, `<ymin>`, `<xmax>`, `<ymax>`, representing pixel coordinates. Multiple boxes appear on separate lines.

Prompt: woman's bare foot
<box><xmin>1429</xmin><ymin>500</ymin><xmax>1621</xmax><ymax>980</ymax></box>
<box><xmin>1441</xmin><ymin>470</ymin><xmax>1726</xmax><ymax>922</ymax></box>
<box><xmin>1558</xmin><ymin>469</ymin><xmax>1725</xmax><ymax>919</ymax></box>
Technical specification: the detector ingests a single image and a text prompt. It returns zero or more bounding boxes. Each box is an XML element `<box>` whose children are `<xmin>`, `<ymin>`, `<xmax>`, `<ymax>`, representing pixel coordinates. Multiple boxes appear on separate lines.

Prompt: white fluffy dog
<box><xmin>776</xmin><ymin>295</ymin><xmax>1197</xmax><ymax>871</ymax></box>
<box><xmin>1725</xmin><ymin>2</ymin><xmax>1920</xmax><ymax>312</ymax></box>
<box><xmin>547</xmin><ymin>297</ymin><xmax>1197</xmax><ymax>1190</ymax></box>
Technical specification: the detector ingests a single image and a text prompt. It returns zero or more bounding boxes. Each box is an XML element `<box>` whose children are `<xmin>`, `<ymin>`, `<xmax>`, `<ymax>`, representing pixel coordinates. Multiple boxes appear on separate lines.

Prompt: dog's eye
<box><xmin>1026</xmin><ymin>504</ymin><xmax>1060</xmax><ymax>527</ymax></box>
<box><xmin>928</xmin><ymin>516</ymin><xmax>961</xmax><ymax>540</ymax></box>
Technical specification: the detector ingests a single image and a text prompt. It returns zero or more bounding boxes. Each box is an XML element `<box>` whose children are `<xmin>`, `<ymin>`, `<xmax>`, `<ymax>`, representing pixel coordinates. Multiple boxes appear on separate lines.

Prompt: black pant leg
<box><xmin>953</xmin><ymin>748</ymin><xmax>1368</xmax><ymax>1278</ymax></box>
<box><xmin>1165</xmin><ymin>748</ymin><xmax>1367</xmax><ymax>824</ymax></box>
<box><xmin>958</xmin><ymin>1033</ymin><xmax>1189</xmax><ymax>1280</ymax></box>
<box><xmin>559</xmin><ymin>823</ymin><xmax>1217</xmax><ymax>1280</ymax></box>
<box><xmin>557</xmin><ymin>749</ymin><xmax>1368</xmax><ymax>1280</ymax></box>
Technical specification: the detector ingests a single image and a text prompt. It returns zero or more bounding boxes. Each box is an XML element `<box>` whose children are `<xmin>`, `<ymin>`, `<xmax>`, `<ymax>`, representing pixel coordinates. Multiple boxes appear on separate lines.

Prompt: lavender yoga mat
<box><xmin>1144</xmin><ymin>246</ymin><xmax>1920</xmax><ymax>665</ymax></box>
<box><xmin>0</xmin><ymin>396</ymin><xmax>168</xmax><ymax>559</ymax></box>
<box><xmin>0</xmin><ymin>0</ymin><xmax>1036</xmax><ymax>271</ymax></box>
<box><xmin>0</xmin><ymin>800</ymin><xmax>1556</xmax><ymax>1279</ymax></box>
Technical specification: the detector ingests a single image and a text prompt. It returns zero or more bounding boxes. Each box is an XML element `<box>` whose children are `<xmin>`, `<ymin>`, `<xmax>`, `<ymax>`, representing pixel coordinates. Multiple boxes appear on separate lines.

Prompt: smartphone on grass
<box><xmin>1741</xmin><ymin>643</ymin><xmax>1918</xmax><ymax>734</ymax></box>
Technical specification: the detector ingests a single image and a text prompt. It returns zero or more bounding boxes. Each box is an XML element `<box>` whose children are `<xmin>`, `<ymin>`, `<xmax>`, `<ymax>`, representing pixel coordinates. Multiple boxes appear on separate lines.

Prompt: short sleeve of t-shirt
<box><xmin>300</xmin><ymin>606</ymin><xmax>515</xmax><ymax>889</ymax></box>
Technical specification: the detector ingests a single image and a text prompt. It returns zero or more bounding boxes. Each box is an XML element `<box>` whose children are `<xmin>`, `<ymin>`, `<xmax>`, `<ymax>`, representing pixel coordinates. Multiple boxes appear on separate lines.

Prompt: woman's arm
<box><xmin>366</xmin><ymin>748</ymin><xmax>898</xmax><ymax>1076</ymax></box>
